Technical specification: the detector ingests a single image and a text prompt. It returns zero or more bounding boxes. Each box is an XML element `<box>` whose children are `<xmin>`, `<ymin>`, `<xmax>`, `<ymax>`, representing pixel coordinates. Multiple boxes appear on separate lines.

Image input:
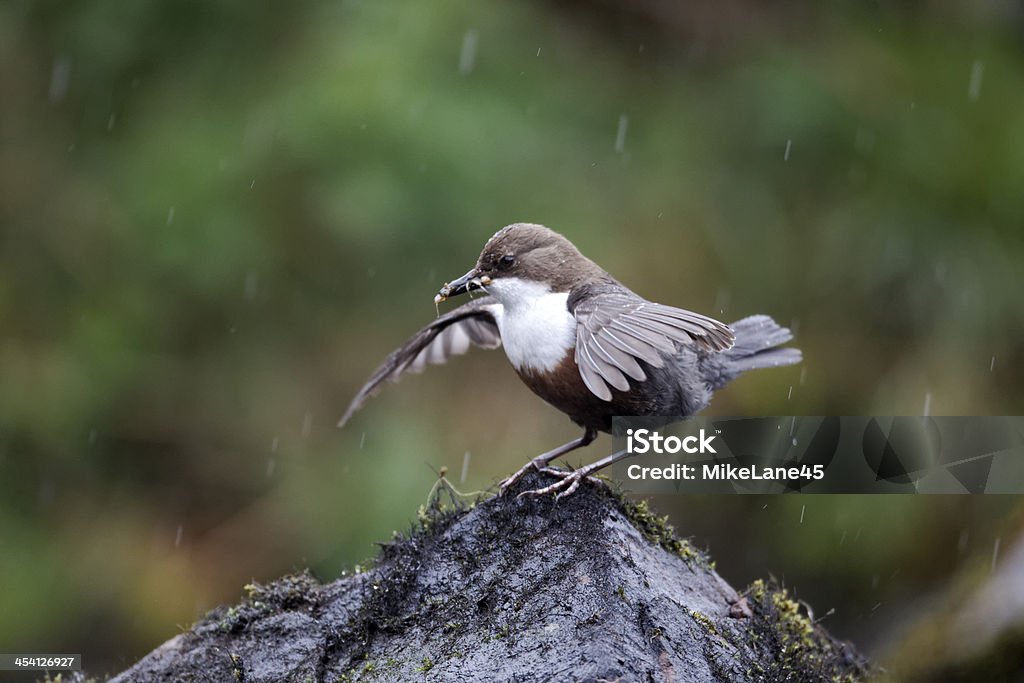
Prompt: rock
<box><xmin>110</xmin><ymin>473</ymin><xmax>870</xmax><ymax>682</ymax></box>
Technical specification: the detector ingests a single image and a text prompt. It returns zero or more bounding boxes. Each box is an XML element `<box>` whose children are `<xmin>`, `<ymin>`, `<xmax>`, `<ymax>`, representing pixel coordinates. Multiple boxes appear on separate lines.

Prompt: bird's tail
<box><xmin>703</xmin><ymin>315</ymin><xmax>802</xmax><ymax>389</ymax></box>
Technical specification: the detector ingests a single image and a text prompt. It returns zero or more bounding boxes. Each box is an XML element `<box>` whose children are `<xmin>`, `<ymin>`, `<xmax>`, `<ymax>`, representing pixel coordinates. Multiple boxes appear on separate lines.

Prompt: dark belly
<box><xmin>516</xmin><ymin>353</ymin><xmax>668</xmax><ymax>432</ymax></box>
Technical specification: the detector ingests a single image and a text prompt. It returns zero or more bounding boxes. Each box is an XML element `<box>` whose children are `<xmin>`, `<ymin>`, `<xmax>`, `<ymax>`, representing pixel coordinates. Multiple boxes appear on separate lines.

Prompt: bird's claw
<box><xmin>497</xmin><ymin>458</ymin><xmax>546</xmax><ymax>496</ymax></box>
<box><xmin>516</xmin><ymin>467</ymin><xmax>602</xmax><ymax>501</ymax></box>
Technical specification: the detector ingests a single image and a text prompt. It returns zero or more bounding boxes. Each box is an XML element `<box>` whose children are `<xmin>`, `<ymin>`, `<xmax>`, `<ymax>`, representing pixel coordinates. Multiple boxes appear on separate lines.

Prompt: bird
<box><xmin>339</xmin><ymin>223</ymin><xmax>801</xmax><ymax>499</ymax></box>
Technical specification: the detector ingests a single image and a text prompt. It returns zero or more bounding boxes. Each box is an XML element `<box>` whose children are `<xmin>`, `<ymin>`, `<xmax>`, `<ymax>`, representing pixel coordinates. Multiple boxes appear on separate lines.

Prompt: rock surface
<box><xmin>110</xmin><ymin>473</ymin><xmax>869</xmax><ymax>682</ymax></box>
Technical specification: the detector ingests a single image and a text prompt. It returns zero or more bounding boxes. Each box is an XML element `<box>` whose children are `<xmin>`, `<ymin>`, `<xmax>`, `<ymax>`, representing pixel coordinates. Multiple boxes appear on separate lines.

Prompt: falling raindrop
<box><xmin>787</xmin><ymin>385</ymin><xmax>793</xmax><ymax>400</ymax></box>
<box><xmin>107</xmin><ymin>113</ymin><xmax>116</xmax><ymax>131</ymax></box>
<box><xmin>245</xmin><ymin>272</ymin><xmax>259</xmax><ymax>300</ymax></box>
<box><xmin>302</xmin><ymin>413</ymin><xmax>313</xmax><ymax>438</ymax></box>
<box><xmin>271</xmin><ymin>436</ymin><xmax>279</xmax><ymax>452</ymax></box>
<box><xmin>968</xmin><ymin>59</ymin><xmax>985</xmax><ymax>102</ymax></box>
<box><xmin>243</xmin><ymin>272</ymin><xmax>258</xmax><ymax>299</ymax></box>
<box><xmin>784</xmin><ymin>139</ymin><xmax>792</xmax><ymax>161</ymax></box>
<box><xmin>49</xmin><ymin>57</ymin><xmax>71</xmax><ymax>104</ymax></box>
<box><xmin>799</xmin><ymin>367</ymin><xmax>807</xmax><ymax>385</ymax></box>
<box><xmin>166</xmin><ymin>207</ymin><xmax>175</xmax><ymax>225</ymax></box>
<box><xmin>615</xmin><ymin>114</ymin><xmax>629</xmax><ymax>154</ymax></box>
<box><xmin>923</xmin><ymin>392</ymin><xmax>932</xmax><ymax>417</ymax></box>
<box><xmin>461</xmin><ymin>451</ymin><xmax>471</xmax><ymax>483</ymax></box>
<box><xmin>992</xmin><ymin>537</ymin><xmax>1001</xmax><ymax>572</ymax></box>
<box><xmin>459</xmin><ymin>29</ymin><xmax>478</xmax><ymax>75</ymax></box>
<box><xmin>266</xmin><ymin>458</ymin><xmax>276</xmax><ymax>477</ymax></box>
<box><xmin>990</xmin><ymin>356</ymin><xmax>996</xmax><ymax>372</ymax></box>
<box><xmin>799</xmin><ymin>505</ymin><xmax>806</xmax><ymax>524</ymax></box>
<box><xmin>957</xmin><ymin>530</ymin><xmax>969</xmax><ymax>554</ymax></box>
<box><xmin>359</xmin><ymin>432</ymin><xmax>366</xmax><ymax>449</ymax></box>
<box><xmin>175</xmin><ymin>525</ymin><xmax>183</xmax><ymax>547</ymax></box>
<box><xmin>840</xmin><ymin>529</ymin><xmax>848</xmax><ymax>546</ymax></box>
<box><xmin>713</xmin><ymin>287</ymin><xmax>731</xmax><ymax>316</ymax></box>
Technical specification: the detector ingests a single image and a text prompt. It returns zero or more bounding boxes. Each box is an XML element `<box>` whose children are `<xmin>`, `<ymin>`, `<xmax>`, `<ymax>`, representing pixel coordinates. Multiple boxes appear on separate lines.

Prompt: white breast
<box><xmin>487</xmin><ymin>278</ymin><xmax>577</xmax><ymax>373</ymax></box>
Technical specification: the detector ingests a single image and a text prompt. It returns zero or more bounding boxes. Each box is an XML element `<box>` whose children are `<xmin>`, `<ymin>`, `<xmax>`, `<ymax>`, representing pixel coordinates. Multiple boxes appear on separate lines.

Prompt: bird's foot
<box><xmin>497</xmin><ymin>457</ymin><xmax>548</xmax><ymax>496</ymax></box>
<box><xmin>516</xmin><ymin>467</ymin><xmax>603</xmax><ymax>502</ymax></box>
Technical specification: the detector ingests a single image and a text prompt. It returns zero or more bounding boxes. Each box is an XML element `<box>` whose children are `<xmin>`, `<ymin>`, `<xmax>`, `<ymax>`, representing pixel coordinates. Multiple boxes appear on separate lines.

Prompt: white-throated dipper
<box><xmin>340</xmin><ymin>223</ymin><xmax>801</xmax><ymax>499</ymax></box>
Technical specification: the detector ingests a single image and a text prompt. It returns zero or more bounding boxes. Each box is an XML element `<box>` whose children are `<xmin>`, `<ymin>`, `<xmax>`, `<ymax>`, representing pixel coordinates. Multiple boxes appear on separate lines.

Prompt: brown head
<box><xmin>436</xmin><ymin>223</ymin><xmax>606</xmax><ymax>303</ymax></box>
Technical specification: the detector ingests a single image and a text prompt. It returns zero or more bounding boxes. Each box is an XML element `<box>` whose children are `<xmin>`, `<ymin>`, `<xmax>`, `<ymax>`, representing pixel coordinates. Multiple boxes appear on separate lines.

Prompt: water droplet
<box><xmin>968</xmin><ymin>59</ymin><xmax>984</xmax><ymax>102</ymax></box>
<box><xmin>459</xmin><ymin>29</ymin><xmax>478</xmax><ymax>75</ymax></box>
<box><xmin>49</xmin><ymin>57</ymin><xmax>71</xmax><ymax>104</ymax></box>
<box><xmin>783</xmin><ymin>139</ymin><xmax>792</xmax><ymax>161</ymax></box>
<box><xmin>614</xmin><ymin>114</ymin><xmax>629</xmax><ymax>154</ymax></box>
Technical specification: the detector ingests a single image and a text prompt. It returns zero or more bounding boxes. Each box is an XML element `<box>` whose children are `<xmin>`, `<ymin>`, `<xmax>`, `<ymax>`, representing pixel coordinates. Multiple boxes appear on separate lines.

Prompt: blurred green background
<box><xmin>2</xmin><ymin>0</ymin><xmax>1023</xmax><ymax>676</ymax></box>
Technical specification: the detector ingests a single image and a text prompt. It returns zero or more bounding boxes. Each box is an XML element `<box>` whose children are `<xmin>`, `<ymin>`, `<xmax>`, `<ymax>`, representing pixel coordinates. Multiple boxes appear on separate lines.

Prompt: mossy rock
<box><xmin>107</xmin><ymin>472</ymin><xmax>870</xmax><ymax>682</ymax></box>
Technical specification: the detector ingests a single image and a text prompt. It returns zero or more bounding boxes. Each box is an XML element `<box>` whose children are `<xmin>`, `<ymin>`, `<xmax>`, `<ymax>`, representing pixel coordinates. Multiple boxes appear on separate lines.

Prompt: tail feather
<box><xmin>704</xmin><ymin>315</ymin><xmax>801</xmax><ymax>389</ymax></box>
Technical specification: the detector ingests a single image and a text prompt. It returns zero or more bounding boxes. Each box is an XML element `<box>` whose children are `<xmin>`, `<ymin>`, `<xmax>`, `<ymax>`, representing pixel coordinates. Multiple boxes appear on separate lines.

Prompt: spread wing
<box><xmin>572</xmin><ymin>291</ymin><xmax>735</xmax><ymax>401</ymax></box>
<box><xmin>338</xmin><ymin>297</ymin><xmax>502</xmax><ymax>426</ymax></box>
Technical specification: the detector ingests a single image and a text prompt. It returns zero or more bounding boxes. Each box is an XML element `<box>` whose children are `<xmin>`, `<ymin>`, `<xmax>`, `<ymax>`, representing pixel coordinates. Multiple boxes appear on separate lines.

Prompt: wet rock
<box><xmin>110</xmin><ymin>472</ymin><xmax>870</xmax><ymax>682</ymax></box>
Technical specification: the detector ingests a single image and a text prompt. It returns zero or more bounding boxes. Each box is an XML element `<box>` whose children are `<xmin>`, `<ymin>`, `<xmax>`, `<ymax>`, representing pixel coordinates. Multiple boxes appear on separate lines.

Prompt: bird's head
<box><xmin>435</xmin><ymin>223</ymin><xmax>602</xmax><ymax>306</ymax></box>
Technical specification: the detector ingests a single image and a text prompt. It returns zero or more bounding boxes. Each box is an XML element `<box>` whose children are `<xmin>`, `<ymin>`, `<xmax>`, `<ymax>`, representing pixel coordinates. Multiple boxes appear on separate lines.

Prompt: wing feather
<box><xmin>588</xmin><ymin>334</ymin><xmax>646</xmax><ymax>382</ymax></box>
<box><xmin>579</xmin><ymin>341</ymin><xmax>630</xmax><ymax>392</ymax></box>
<box><xmin>339</xmin><ymin>298</ymin><xmax>501</xmax><ymax>426</ymax></box>
<box><xmin>573</xmin><ymin>289</ymin><xmax>734</xmax><ymax>402</ymax></box>
<box><xmin>575</xmin><ymin>343</ymin><xmax>614</xmax><ymax>401</ymax></box>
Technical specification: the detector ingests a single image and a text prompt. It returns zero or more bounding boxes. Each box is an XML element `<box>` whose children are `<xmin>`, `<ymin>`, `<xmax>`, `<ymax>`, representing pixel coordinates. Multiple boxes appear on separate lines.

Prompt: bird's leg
<box><xmin>518</xmin><ymin>447</ymin><xmax>633</xmax><ymax>501</ymax></box>
<box><xmin>498</xmin><ymin>428</ymin><xmax>597</xmax><ymax>496</ymax></box>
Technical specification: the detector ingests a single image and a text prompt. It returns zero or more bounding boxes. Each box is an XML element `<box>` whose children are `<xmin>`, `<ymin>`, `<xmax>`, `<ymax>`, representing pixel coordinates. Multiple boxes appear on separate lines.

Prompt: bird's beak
<box><xmin>435</xmin><ymin>268</ymin><xmax>492</xmax><ymax>304</ymax></box>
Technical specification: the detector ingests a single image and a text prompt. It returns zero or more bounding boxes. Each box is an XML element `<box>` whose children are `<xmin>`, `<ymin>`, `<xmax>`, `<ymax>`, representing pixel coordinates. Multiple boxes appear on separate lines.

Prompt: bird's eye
<box><xmin>499</xmin><ymin>254</ymin><xmax>515</xmax><ymax>269</ymax></box>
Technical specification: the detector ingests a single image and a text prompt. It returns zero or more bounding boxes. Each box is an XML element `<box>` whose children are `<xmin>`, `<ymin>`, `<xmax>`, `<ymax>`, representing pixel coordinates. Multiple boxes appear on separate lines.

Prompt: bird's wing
<box><xmin>572</xmin><ymin>290</ymin><xmax>735</xmax><ymax>401</ymax></box>
<box><xmin>338</xmin><ymin>297</ymin><xmax>502</xmax><ymax>426</ymax></box>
